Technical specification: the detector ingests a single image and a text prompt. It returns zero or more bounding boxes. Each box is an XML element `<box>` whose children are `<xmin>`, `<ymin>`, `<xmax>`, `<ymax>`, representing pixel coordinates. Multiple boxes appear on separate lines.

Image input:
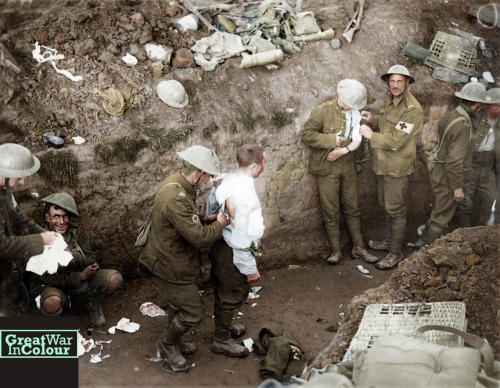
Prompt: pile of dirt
<box><xmin>307</xmin><ymin>225</ymin><xmax>500</xmax><ymax>374</ymax></box>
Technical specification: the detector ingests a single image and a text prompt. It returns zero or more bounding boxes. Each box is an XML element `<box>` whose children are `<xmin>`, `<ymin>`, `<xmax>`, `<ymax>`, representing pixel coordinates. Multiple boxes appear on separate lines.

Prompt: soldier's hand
<box><xmin>335</xmin><ymin>133</ymin><xmax>343</xmax><ymax>146</ymax></box>
<box><xmin>41</xmin><ymin>231</ymin><xmax>58</xmax><ymax>245</ymax></box>
<box><xmin>246</xmin><ymin>269</ymin><xmax>261</xmax><ymax>283</ymax></box>
<box><xmin>216</xmin><ymin>210</ymin><xmax>229</xmax><ymax>228</ymax></box>
<box><xmin>326</xmin><ymin>148</ymin><xmax>344</xmax><ymax>162</ymax></box>
<box><xmin>81</xmin><ymin>263</ymin><xmax>99</xmax><ymax>281</ymax></box>
<box><xmin>361</xmin><ymin>110</ymin><xmax>374</xmax><ymax>124</ymax></box>
<box><xmin>203</xmin><ymin>214</ymin><xmax>217</xmax><ymax>223</ymax></box>
<box><xmin>360</xmin><ymin>124</ymin><xmax>373</xmax><ymax>139</ymax></box>
<box><xmin>454</xmin><ymin>188</ymin><xmax>464</xmax><ymax>202</ymax></box>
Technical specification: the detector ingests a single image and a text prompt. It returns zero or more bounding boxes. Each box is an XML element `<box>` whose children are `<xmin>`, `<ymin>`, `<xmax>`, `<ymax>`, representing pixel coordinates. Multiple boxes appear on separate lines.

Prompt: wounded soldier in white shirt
<box><xmin>209</xmin><ymin>144</ymin><xmax>266</xmax><ymax>358</ymax></box>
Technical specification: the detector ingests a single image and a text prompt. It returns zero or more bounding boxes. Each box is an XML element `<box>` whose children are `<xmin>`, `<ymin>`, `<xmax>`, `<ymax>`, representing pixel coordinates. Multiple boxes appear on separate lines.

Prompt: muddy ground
<box><xmin>75</xmin><ymin>225</ymin><xmax>499</xmax><ymax>388</ymax></box>
<box><xmin>1</xmin><ymin>0</ymin><xmax>499</xmax><ymax>387</ymax></box>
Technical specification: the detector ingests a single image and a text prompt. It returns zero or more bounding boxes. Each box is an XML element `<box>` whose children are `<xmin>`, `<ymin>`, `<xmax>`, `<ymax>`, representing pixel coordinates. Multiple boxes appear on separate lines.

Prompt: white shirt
<box><xmin>216</xmin><ymin>173</ymin><xmax>264</xmax><ymax>275</ymax></box>
<box><xmin>345</xmin><ymin>109</ymin><xmax>362</xmax><ymax>143</ymax></box>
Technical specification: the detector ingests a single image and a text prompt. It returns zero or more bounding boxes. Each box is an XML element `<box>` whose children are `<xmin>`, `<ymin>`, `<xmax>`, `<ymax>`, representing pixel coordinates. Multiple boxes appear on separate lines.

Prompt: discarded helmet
<box><xmin>0</xmin><ymin>143</ymin><xmax>40</xmax><ymax>178</ymax></box>
<box><xmin>157</xmin><ymin>80</ymin><xmax>189</xmax><ymax>108</ymax></box>
<box><xmin>337</xmin><ymin>79</ymin><xmax>367</xmax><ymax>110</ymax></box>
<box><xmin>177</xmin><ymin>145</ymin><xmax>221</xmax><ymax>176</ymax></box>
<box><xmin>381</xmin><ymin>64</ymin><xmax>415</xmax><ymax>84</ymax></box>
<box><xmin>455</xmin><ymin>82</ymin><xmax>491</xmax><ymax>103</ymax></box>
<box><xmin>42</xmin><ymin>192</ymin><xmax>79</xmax><ymax>217</ymax></box>
<box><xmin>486</xmin><ymin>88</ymin><xmax>500</xmax><ymax>104</ymax></box>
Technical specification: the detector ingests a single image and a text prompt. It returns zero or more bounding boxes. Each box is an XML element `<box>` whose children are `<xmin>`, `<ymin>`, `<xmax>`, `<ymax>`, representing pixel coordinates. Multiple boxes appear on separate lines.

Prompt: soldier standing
<box><xmin>412</xmin><ymin>82</ymin><xmax>490</xmax><ymax>248</ymax></box>
<box><xmin>0</xmin><ymin>143</ymin><xmax>58</xmax><ymax>310</ymax></box>
<box><xmin>359</xmin><ymin>65</ymin><xmax>424</xmax><ymax>270</ymax></box>
<box><xmin>302</xmin><ymin>79</ymin><xmax>378</xmax><ymax>265</ymax></box>
<box><xmin>456</xmin><ymin>87</ymin><xmax>500</xmax><ymax>226</ymax></box>
<box><xmin>139</xmin><ymin>145</ymin><xmax>229</xmax><ymax>372</ymax></box>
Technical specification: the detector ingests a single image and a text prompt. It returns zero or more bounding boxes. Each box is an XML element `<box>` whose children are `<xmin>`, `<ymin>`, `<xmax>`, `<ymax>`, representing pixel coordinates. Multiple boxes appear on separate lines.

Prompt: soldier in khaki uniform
<box><xmin>302</xmin><ymin>79</ymin><xmax>378</xmax><ymax>265</ymax></box>
<box><xmin>412</xmin><ymin>82</ymin><xmax>490</xmax><ymax>248</ymax></box>
<box><xmin>27</xmin><ymin>192</ymin><xmax>123</xmax><ymax>327</ymax></box>
<box><xmin>0</xmin><ymin>143</ymin><xmax>58</xmax><ymax>310</ymax></box>
<box><xmin>456</xmin><ymin>87</ymin><xmax>500</xmax><ymax>226</ymax></box>
<box><xmin>359</xmin><ymin>65</ymin><xmax>424</xmax><ymax>270</ymax></box>
<box><xmin>139</xmin><ymin>145</ymin><xmax>229</xmax><ymax>372</ymax></box>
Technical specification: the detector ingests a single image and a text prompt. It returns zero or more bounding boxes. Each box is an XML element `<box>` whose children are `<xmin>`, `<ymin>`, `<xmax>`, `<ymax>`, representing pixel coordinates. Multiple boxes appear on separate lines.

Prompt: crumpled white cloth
<box><xmin>191</xmin><ymin>31</ymin><xmax>245</xmax><ymax>71</ymax></box>
<box><xmin>26</xmin><ymin>234</ymin><xmax>73</xmax><ymax>275</ymax></box>
<box><xmin>140</xmin><ymin>302</ymin><xmax>166</xmax><ymax>317</ymax></box>
<box><xmin>32</xmin><ymin>42</ymin><xmax>83</xmax><ymax>82</ymax></box>
<box><xmin>108</xmin><ymin>318</ymin><xmax>140</xmax><ymax>334</ymax></box>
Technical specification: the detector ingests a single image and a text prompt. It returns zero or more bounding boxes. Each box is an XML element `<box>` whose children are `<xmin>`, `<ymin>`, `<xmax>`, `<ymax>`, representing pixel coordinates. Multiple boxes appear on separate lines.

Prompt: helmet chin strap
<box><xmin>3</xmin><ymin>177</ymin><xmax>9</xmax><ymax>189</ymax></box>
<box><xmin>193</xmin><ymin>172</ymin><xmax>203</xmax><ymax>188</ymax></box>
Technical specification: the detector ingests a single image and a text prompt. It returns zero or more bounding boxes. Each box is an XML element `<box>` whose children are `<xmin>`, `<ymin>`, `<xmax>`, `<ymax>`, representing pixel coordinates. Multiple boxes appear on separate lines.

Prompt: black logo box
<box><xmin>0</xmin><ymin>317</ymin><xmax>79</xmax><ymax>388</ymax></box>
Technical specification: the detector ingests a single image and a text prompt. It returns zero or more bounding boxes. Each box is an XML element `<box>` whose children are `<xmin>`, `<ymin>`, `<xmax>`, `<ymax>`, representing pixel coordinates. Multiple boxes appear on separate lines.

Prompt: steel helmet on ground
<box><xmin>157</xmin><ymin>80</ymin><xmax>189</xmax><ymax>108</ymax></box>
<box><xmin>455</xmin><ymin>82</ymin><xmax>491</xmax><ymax>103</ymax></box>
<box><xmin>486</xmin><ymin>88</ymin><xmax>500</xmax><ymax>104</ymax></box>
<box><xmin>42</xmin><ymin>192</ymin><xmax>79</xmax><ymax>217</ymax></box>
<box><xmin>337</xmin><ymin>79</ymin><xmax>367</xmax><ymax>110</ymax></box>
<box><xmin>381</xmin><ymin>64</ymin><xmax>415</xmax><ymax>84</ymax></box>
<box><xmin>177</xmin><ymin>145</ymin><xmax>221</xmax><ymax>176</ymax></box>
<box><xmin>0</xmin><ymin>143</ymin><xmax>40</xmax><ymax>178</ymax></box>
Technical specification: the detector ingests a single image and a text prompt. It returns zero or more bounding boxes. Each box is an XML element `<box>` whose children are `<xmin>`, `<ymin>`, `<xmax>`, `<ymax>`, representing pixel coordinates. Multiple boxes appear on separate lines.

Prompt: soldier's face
<box><xmin>46</xmin><ymin>205</ymin><xmax>70</xmax><ymax>235</ymax></box>
<box><xmin>486</xmin><ymin>103</ymin><xmax>500</xmax><ymax>118</ymax></box>
<box><xmin>388</xmin><ymin>74</ymin><xmax>409</xmax><ymax>99</ymax></box>
<box><xmin>197</xmin><ymin>172</ymin><xmax>212</xmax><ymax>189</ymax></box>
<box><xmin>0</xmin><ymin>177</ymin><xmax>25</xmax><ymax>189</ymax></box>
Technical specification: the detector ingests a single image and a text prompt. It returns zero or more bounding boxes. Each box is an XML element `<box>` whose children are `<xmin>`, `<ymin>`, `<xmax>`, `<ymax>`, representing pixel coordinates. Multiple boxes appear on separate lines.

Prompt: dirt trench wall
<box><xmin>1</xmin><ymin>0</ymin><xmax>498</xmax><ymax>277</ymax></box>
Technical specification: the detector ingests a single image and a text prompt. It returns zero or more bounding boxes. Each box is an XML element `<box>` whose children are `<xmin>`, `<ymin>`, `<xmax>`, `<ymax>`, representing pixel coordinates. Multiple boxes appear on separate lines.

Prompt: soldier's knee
<box><xmin>42</xmin><ymin>296</ymin><xmax>62</xmax><ymax>316</ymax></box>
<box><xmin>108</xmin><ymin>272</ymin><xmax>123</xmax><ymax>293</ymax></box>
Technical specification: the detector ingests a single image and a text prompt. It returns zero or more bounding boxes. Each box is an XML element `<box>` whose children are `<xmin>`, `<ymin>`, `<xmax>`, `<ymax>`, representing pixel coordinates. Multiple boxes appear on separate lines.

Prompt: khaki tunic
<box><xmin>429</xmin><ymin>104</ymin><xmax>474</xmax><ymax>228</ymax></box>
<box><xmin>302</xmin><ymin>99</ymin><xmax>354</xmax><ymax>176</ymax></box>
<box><xmin>370</xmin><ymin>89</ymin><xmax>424</xmax><ymax>177</ymax></box>
<box><xmin>429</xmin><ymin>104</ymin><xmax>474</xmax><ymax>190</ymax></box>
<box><xmin>28</xmin><ymin>227</ymin><xmax>117</xmax><ymax>307</ymax></box>
<box><xmin>0</xmin><ymin>187</ymin><xmax>45</xmax><ymax>260</ymax></box>
<box><xmin>139</xmin><ymin>172</ymin><xmax>223</xmax><ymax>284</ymax></box>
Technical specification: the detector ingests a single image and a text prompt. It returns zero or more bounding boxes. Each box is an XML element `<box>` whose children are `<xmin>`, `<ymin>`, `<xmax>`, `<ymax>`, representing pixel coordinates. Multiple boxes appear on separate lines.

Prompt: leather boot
<box><xmin>326</xmin><ymin>250</ymin><xmax>342</xmax><ymax>265</ymax></box>
<box><xmin>368</xmin><ymin>239</ymin><xmax>390</xmax><ymax>251</ymax></box>
<box><xmin>166</xmin><ymin>304</ymin><xmax>196</xmax><ymax>355</ymax></box>
<box><xmin>87</xmin><ymin>301</ymin><xmax>106</xmax><ymax>327</ymax></box>
<box><xmin>156</xmin><ymin>339</ymin><xmax>186</xmax><ymax>367</ymax></box>
<box><xmin>368</xmin><ymin>214</ymin><xmax>392</xmax><ymax>251</ymax></box>
<box><xmin>230</xmin><ymin>323</ymin><xmax>246</xmax><ymax>338</ymax></box>
<box><xmin>351</xmin><ymin>247</ymin><xmax>379</xmax><ymax>263</ymax></box>
<box><xmin>375</xmin><ymin>252</ymin><xmax>404</xmax><ymax>270</ymax></box>
<box><xmin>426</xmin><ymin>223</ymin><xmax>443</xmax><ymax>245</ymax></box>
<box><xmin>212</xmin><ymin>338</ymin><xmax>249</xmax><ymax>358</ymax></box>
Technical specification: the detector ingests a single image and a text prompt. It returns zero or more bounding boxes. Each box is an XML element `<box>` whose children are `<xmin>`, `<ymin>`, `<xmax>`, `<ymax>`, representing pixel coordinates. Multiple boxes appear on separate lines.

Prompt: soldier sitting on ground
<box><xmin>26</xmin><ymin>192</ymin><xmax>123</xmax><ymax>327</ymax></box>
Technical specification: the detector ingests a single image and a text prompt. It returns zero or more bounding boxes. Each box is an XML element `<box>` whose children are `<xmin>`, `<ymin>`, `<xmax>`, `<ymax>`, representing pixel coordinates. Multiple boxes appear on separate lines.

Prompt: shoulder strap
<box><xmin>455</xmin><ymin>105</ymin><xmax>473</xmax><ymax>140</ymax></box>
<box><xmin>153</xmin><ymin>182</ymin><xmax>179</xmax><ymax>206</ymax></box>
<box><xmin>145</xmin><ymin>182</ymin><xmax>180</xmax><ymax>220</ymax></box>
<box><xmin>415</xmin><ymin>325</ymin><xmax>494</xmax><ymax>376</ymax></box>
<box><xmin>434</xmin><ymin>116</ymin><xmax>466</xmax><ymax>156</ymax></box>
